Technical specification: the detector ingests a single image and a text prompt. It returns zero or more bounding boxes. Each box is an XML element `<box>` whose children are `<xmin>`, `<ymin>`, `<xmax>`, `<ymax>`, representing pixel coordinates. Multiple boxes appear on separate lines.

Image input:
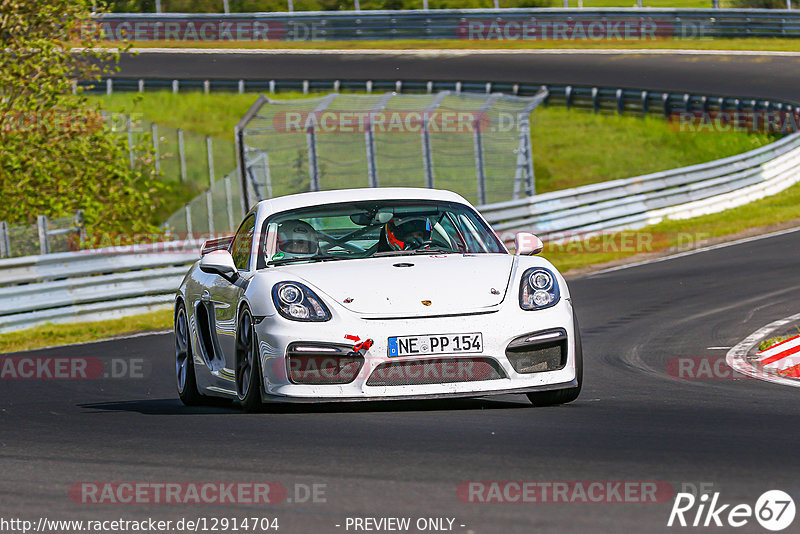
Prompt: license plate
<box><xmin>387</xmin><ymin>333</ymin><xmax>483</xmax><ymax>357</ymax></box>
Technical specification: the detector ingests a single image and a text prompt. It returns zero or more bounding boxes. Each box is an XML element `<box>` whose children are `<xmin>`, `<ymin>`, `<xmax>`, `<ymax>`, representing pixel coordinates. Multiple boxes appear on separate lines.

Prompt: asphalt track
<box><xmin>2</xmin><ymin>51</ymin><xmax>800</xmax><ymax>533</ymax></box>
<box><xmin>115</xmin><ymin>50</ymin><xmax>800</xmax><ymax>103</ymax></box>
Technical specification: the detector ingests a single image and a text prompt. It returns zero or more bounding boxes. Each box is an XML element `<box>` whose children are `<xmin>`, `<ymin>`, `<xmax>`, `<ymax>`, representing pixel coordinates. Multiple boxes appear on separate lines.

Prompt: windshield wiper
<box><xmin>268</xmin><ymin>254</ymin><xmax>349</xmax><ymax>266</ymax></box>
<box><xmin>373</xmin><ymin>248</ymin><xmax>450</xmax><ymax>257</ymax></box>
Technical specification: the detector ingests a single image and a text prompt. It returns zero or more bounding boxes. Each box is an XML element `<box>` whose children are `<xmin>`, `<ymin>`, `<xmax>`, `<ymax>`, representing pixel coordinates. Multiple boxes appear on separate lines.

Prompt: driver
<box><xmin>384</xmin><ymin>217</ymin><xmax>432</xmax><ymax>251</ymax></box>
<box><xmin>276</xmin><ymin>220</ymin><xmax>319</xmax><ymax>258</ymax></box>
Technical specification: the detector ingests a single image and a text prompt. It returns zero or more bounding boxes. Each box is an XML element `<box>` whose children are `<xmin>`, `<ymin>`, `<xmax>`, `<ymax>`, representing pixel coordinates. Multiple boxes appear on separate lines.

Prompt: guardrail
<box><xmin>0</xmin><ymin>243</ymin><xmax>201</xmax><ymax>332</ymax></box>
<box><xmin>83</xmin><ymin>77</ymin><xmax>799</xmax><ymax>120</ymax></box>
<box><xmin>95</xmin><ymin>9</ymin><xmax>800</xmax><ymax>41</ymax></box>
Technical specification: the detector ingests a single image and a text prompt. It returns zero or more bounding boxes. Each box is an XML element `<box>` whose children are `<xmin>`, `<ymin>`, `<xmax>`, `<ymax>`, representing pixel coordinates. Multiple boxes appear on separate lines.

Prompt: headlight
<box><xmin>272</xmin><ymin>282</ymin><xmax>331</xmax><ymax>322</ymax></box>
<box><xmin>519</xmin><ymin>267</ymin><xmax>560</xmax><ymax>310</ymax></box>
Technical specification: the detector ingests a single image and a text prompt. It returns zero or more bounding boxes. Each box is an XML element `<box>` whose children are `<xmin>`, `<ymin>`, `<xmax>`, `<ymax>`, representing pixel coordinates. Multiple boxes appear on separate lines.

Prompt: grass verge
<box><xmin>0</xmin><ymin>308</ymin><xmax>172</xmax><ymax>354</ymax></box>
<box><xmin>96</xmin><ymin>38</ymin><xmax>800</xmax><ymax>52</ymax></box>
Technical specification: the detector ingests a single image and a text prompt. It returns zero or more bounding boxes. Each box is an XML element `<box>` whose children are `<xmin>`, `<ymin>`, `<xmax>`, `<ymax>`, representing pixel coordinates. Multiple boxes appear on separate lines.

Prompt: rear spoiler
<box><xmin>201</xmin><ymin>236</ymin><xmax>234</xmax><ymax>256</ymax></box>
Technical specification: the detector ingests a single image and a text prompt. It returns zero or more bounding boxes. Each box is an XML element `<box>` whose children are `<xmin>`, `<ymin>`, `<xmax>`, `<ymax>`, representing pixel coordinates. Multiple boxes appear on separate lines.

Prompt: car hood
<box><xmin>285</xmin><ymin>254</ymin><xmax>515</xmax><ymax>317</ymax></box>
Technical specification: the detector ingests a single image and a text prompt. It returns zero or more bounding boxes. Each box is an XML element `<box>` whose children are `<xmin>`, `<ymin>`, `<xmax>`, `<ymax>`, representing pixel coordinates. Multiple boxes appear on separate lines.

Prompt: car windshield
<box><xmin>261</xmin><ymin>200</ymin><xmax>505</xmax><ymax>266</ymax></box>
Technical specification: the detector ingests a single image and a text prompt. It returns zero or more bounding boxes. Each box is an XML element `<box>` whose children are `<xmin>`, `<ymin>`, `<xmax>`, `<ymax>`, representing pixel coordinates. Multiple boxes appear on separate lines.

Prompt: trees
<box><xmin>0</xmin><ymin>0</ymin><xmax>165</xmax><ymax>241</ymax></box>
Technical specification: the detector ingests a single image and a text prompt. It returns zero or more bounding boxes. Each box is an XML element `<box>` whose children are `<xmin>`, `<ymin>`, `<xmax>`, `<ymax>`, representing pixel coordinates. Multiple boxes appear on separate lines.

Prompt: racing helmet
<box><xmin>276</xmin><ymin>220</ymin><xmax>319</xmax><ymax>258</ymax></box>
<box><xmin>385</xmin><ymin>216</ymin><xmax>431</xmax><ymax>251</ymax></box>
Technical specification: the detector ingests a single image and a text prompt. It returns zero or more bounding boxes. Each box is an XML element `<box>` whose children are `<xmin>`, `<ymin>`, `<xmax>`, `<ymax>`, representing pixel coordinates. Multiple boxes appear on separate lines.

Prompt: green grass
<box><xmin>93</xmin><ymin>92</ymin><xmax>774</xmax><ymax>199</ymax></box>
<box><xmin>100</xmin><ymin>37</ymin><xmax>800</xmax><ymax>51</ymax></box>
<box><xmin>0</xmin><ymin>308</ymin><xmax>173</xmax><ymax>354</ymax></box>
<box><xmin>544</xmin><ymin>180</ymin><xmax>800</xmax><ymax>273</ymax></box>
<box><xmin>531</xmin><ymin>108</ymin><xmax>774</xmax><ymax>192</ymax></box>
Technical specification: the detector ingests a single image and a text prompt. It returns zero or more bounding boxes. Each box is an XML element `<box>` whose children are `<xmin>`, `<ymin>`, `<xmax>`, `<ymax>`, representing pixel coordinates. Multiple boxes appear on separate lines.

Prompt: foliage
<box><xmin>0</xmin><ymin>0</ymin><xmax>166</xmax><ymax>241</ymax></box>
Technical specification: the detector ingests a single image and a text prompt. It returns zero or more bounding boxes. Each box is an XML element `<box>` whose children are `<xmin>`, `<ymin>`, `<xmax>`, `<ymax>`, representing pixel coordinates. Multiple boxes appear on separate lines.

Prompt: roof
<box><xmin>255</xmin><ymin>187</ymin><xmax>472</xmax><ymax>217</ymax></box>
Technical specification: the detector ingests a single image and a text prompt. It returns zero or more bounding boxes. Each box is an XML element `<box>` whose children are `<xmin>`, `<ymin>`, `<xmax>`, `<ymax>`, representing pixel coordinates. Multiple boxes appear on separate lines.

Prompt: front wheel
<box><xmin>175</xmin><ymin>302</ymin><xmax>203</xmax><ymax>406</ymax></box>
<box><xmin>235</xmin><ymin>306</ymin><xmax>263</xmax><ymax>413</ymax></box>
<box><xmin>527</xmin><ymin>313</ymin><xmax>583</xmax><ymax>407</ymax></box>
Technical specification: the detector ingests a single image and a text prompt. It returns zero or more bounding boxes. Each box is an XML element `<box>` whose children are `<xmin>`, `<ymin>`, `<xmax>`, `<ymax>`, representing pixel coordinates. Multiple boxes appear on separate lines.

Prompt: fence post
<box><xmin>473</xmin><ymin>123</ymin><xmax>487</xmax><ymax>205</ymax></box>
<box><xmin>0</xmin><ymin>221</ymin><xmax>8</xmax><ymax>258</ymax></box>
<box><xmin>307</xmin><ymin>125</ymin><xmax>320</xmax><ymax>191</ymax></box>
<box><xmin>151</xmin><ymin>123</ymin><xmax>161</xmax><ymax>174</ymax></box>
<box><xmin>126</xmin><ymin>116</ymin><xmax>135</xmax><ymax>170</ymax></box>
<box><xmin>223</xmin><ymin>0</ymin><xmax>230</xmax><ymax>13</ymax></box>
<box><xmin>206</xmin><ymin>190</ymin><xmax>215</xmax><ymax>234</ymax></box>
<box><xmin>421</xmin><ymin>124</ymin><xmax>434</xmax><ymax>189</ymax></box>
<box><xmin>365</xmin><ymin>125</ymin><xmax>378</xmax><ymax>188</ymax></box>
<box><xmin>224</xmin><ymin>176</ymin><xmax>235</xmax><ymax>232</ymax></box>
<box><xmin>106</xmin><ymin>78</ymin><xmax>113</xmax><ymax>95</ymax></box>
<box><xmin>354</xmin><ymin>0</ymin><xmax>360</xmax><ymax>10</ymax></box>
<box><xmin>262</xmin><ymin>153</ymin><xmax>273</xmax><ymax>199</ymax></box>
<box><xmin>473</xmin><ymin>93</ymin><xmax>499</xmax><ymax>205</ymax></box>
<box><xmin>423</xmin><ymin>0</ymin><xmax>428</xmax><ymax>9</ymax></box>
<box><xmin>288</xmin><ymin>0</ymin><xmax>294</xmax><ymax>11</ymax></box>
<box><xmin>513</xmin><ymin>113</ymin><xmax>536</xmax><ymax>199</ymax></box>
<box><xmin>306</xmin><ymin>94</ymin><xmax>336</xmax><ymax>192</ymax></box>
<box><xmin>178</xmin><ymin>129</ymin><xmax>187</xmax><ymax>182</ymax></box>
<box><xmin>365</xmin><ymin>93</ymin><xmax>393</xmax><ymax>188</ymax></box>
<box><xmin>155</xmin><ymin>0</ymin><xmax>162</xmax><ymax>12</ymax></box>
<box><xmin>206</xmin><ymin>136</ymin><xmax>216</xmax><ymax>234</ymax></box>
<box><xmin>185</xmin><ymin>205</ymin><xmax>193</xmax><ymax>236</ymax></box>
<box><xmin>206</xmin><ymin>136</ymin><xmax>216</xmax><ymax>185</ymax></box>
<box><xmin>37</xmin><ymin>215</ymin><xmax>50</xmax><ymax>255</ymax></box>
<box><xmin>420</xmin><ymin>91</ymin><xmax>448</xmax><ymax>189</ymax></box>
<box><xmin>641</xmin><ymin>90</ymin><xmax>649</xmax><ymax>118</ymax></box>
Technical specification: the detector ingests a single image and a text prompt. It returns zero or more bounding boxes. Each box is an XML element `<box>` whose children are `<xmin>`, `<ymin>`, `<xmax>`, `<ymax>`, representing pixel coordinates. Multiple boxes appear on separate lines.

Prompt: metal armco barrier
<box><xmin>0</xmin><ymin>243</ymin><xmax>201</xmax><ymax>333</ymax></box>
<box><xmin>94</xmin><ymin>9</ymin><xmax>800</xmax><ymax>41</ymax></box>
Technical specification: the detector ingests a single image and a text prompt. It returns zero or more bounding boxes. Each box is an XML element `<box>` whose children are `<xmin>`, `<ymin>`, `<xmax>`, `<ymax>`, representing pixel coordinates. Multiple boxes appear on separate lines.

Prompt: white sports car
<box><xmin>174</xmin><ymin>188</ymin><xmax>582</xmax><ymax>411</ymax></box>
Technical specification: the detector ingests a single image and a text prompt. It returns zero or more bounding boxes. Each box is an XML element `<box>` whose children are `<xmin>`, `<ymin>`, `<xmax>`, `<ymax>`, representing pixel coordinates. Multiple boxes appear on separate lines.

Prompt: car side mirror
<box><xmin>515</xmin><ymin>232</ymin><xmax>544</xmax><ymax>255</ymax></box>
<box><xmin>199</xmin><ymin>250</ymin><xmax>239</xmax><ymax>282</ymax></box>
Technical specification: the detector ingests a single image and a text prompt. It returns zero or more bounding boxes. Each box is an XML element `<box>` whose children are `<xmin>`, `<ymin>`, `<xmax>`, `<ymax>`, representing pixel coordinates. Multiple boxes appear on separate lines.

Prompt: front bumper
<box><xmin>254</xmin><ymin>298</ymin><xmax>578</xmax><ymax>402</ymax></box>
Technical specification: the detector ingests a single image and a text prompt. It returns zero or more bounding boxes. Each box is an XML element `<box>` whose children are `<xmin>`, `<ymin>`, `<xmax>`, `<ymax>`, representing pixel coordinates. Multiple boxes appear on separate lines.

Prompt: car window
<box><xmin>260</xmin><ymin>200</ymin><xmax>505</xmax><ymax>266</ymax></box>
<box><xmin>230</xmin><ymin>214</ymin><xmax>256</xmax><ymax>271</ymax></box>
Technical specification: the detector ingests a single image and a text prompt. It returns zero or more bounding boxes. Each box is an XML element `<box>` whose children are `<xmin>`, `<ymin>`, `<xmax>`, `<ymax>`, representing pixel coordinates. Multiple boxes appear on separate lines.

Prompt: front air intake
<box><xmin>366</xmin><ymin>357</ymin><xmax>506</xmax><ymax>387</ymax></box>
<box><xmin>286</xmin><ymin>343</ymin><xmax>364</xmax><ymax>385</ymax></box>
<box><xmin>505</xmin><ymin>329</ymin><xmax>568</xmax><ymax>374</ymax></box>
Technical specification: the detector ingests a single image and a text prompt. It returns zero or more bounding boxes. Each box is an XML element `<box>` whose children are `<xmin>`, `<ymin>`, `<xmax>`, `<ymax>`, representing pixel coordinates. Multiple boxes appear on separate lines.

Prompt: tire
<box><xmin>235</xmin><ymin>306</ymin><xmax>263</xmax><ymax>413</ymax></box>
<box><xmin>175</xmin><ymin>302</ymin><xmax>203</xmax><ymax>406</ymax></box>
<box><xmin>527</xmin><ymin>313</ymin><xmax>583</xmax><ymax>407</ymax></box>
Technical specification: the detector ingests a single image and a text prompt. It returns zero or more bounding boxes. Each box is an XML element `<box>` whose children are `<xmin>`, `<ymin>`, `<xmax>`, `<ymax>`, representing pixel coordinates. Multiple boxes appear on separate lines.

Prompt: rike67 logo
<box><xmin>668</xmin><ymin>490</ymin><xmax>796</xmax><ymax>531</ymax></box>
